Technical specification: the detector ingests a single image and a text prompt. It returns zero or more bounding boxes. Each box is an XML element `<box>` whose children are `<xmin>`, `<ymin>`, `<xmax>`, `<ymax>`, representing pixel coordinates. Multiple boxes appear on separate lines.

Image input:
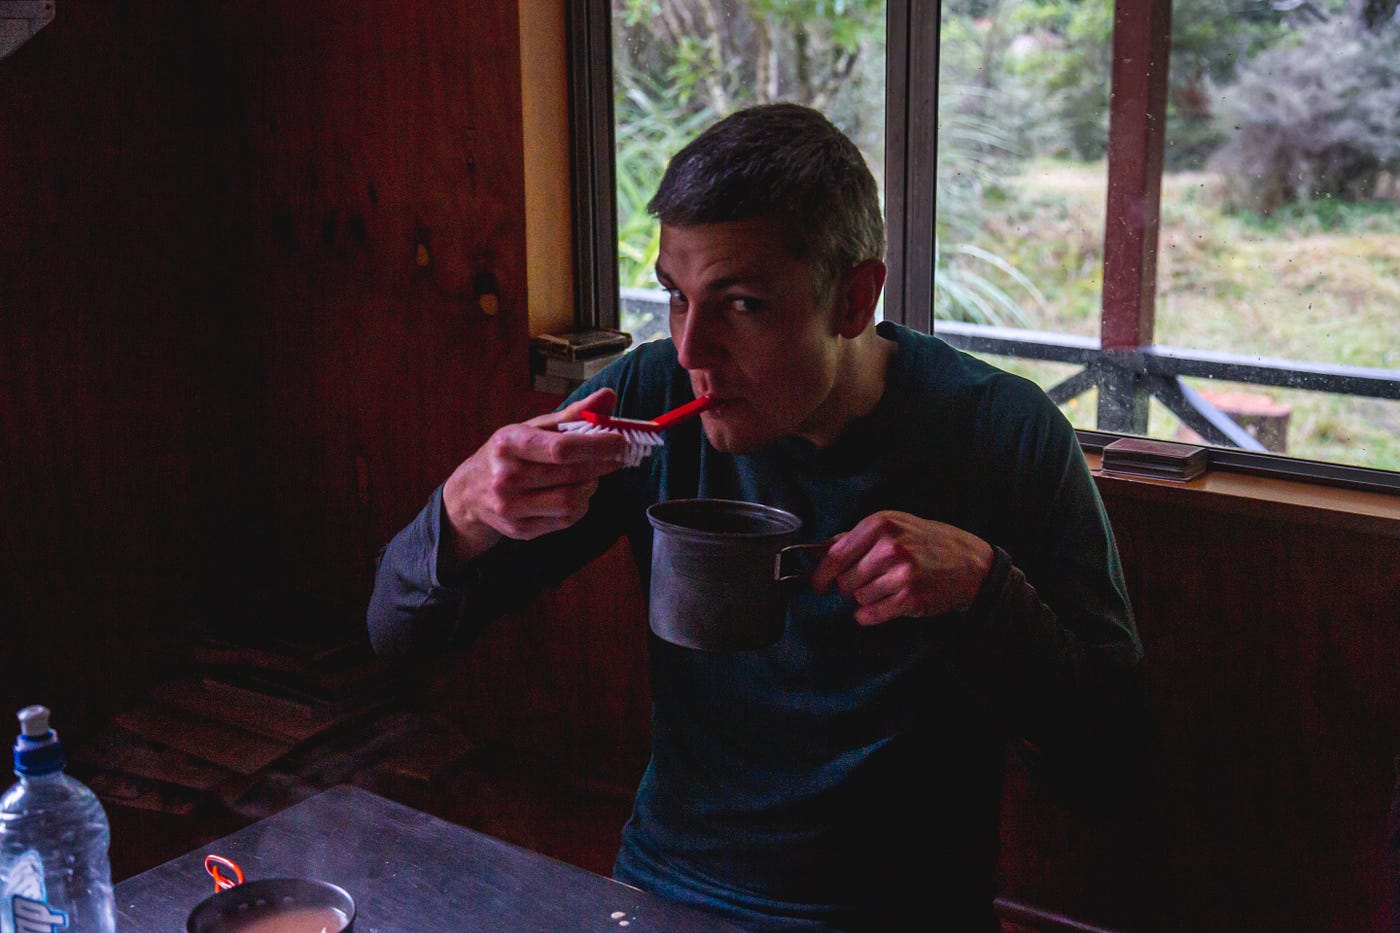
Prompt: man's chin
<box><xmin>700</xmin><ymin>420</ymin><xmax>770</xmax><ymax>455</ymax></box>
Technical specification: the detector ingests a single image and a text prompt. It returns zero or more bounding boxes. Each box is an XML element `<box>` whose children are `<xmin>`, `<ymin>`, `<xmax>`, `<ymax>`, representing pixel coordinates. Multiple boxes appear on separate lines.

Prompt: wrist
<box><xmin>435</xmin><ymin>488</ymin><xmax>500</xmax><ymax>577</ymax></box>
<box><xmin>451</xmin><ymin>518</ymin><xmax>502</xmax><ymax>563</ymax></box>
<box><xmin>962</xmin><ymin>545</ymin><xmax>1012</xmax><ymax>618</ymax></box>
<box><xmin>441</xmin><ymin>470</ymin><xmax>503</xmax><ymax>564</ymax></box>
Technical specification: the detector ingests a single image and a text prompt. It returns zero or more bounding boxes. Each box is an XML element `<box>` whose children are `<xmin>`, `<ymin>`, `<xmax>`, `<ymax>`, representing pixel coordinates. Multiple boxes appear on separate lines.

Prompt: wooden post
<box><xmin>1098</xmin><ymin>0</ymin><xmax>1173</xmax><ymax>433</ymax></box>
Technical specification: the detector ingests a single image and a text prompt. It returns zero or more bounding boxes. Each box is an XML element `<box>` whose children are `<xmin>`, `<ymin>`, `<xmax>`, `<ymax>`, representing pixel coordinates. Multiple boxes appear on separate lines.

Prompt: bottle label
<box><xmin>4</xmin><ymin>851</ymin><xmax>69</xmax><ymax>932</ymax></box>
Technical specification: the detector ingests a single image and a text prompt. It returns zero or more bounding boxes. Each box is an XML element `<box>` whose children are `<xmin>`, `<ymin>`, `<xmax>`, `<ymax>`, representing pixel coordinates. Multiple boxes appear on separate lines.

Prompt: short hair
<box><xmin>647</xmin><ymin>103</ymin><xmax>885</xmax><ymax>291</ymax></box>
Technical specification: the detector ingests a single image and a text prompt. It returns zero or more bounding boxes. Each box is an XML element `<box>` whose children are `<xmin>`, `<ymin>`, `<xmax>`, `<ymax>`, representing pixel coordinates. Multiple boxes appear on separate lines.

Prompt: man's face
<box><xmin>656</xmin><ymin>217</ymin><xmax>846</xmax><ymax>453</ymax></box>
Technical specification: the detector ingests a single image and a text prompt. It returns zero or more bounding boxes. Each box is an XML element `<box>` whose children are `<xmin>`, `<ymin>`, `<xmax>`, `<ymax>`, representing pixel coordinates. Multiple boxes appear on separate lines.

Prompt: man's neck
<box><xmin>795</xmin><ymin>326</ymin><xmax>897</xmax><ymax>448</ymax></box>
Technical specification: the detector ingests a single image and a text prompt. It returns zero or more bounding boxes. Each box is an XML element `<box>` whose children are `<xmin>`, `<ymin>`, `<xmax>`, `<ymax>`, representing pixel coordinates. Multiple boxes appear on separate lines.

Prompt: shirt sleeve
<box><xmin>952</xmin><ymin>387</ymin><xmax>1147</xmax><ymax>817</ymax></box>
<box><xmin>960</xmin><ymin>543</ymin><xmax>1147</xmax><ymax>815</ymax></box>
<box><xmin>366</xmin><ymin>485</ymin><xmax>473</xmax><ymax>659</ymax></box>
<box><xmin>366</xmin><ymin>466</ymin><xmax>645</xmax><ymax>662</ymax></box>
<box><xmin>365</xmin><ymin>351</ymin><xmax>658</xmax><ymax>662</ymax></box>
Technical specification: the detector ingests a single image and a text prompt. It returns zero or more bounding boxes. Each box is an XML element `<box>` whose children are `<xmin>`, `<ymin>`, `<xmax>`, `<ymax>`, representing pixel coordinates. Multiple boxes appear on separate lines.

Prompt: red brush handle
<box><xmin>578</xmin><ymin>394</ymin><xmax>713</xmax><ymax>431</ymax></box>
<box><xmin>651</xmin><ymin>394</ymin><xmax>714</xmax><ymax>428</ymax></box>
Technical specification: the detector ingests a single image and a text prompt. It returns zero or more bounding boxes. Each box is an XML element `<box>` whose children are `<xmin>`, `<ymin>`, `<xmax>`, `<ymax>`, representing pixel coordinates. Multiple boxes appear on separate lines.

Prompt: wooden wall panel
<box><xmin>0</xmin><ymin>0</ymin><xmax>533</xmax><ymax>734</ymax></box>
<box><xmin>0</xmin><ymin>2</ymin><xmax>235</xmax><ymax>734</ymax></box>
<box><xmin>997</xmin><ymin>492</ymin><xmax>1400</xmax><ymax>932</ymax></box>
<box><xmin>210</xmin><ymin>1</ymin><xmax>531</xmax><ymax>631</ymax></box>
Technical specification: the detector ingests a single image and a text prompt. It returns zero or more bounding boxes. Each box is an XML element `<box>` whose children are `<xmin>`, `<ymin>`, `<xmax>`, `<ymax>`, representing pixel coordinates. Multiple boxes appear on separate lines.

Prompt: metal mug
<box><xmin>645</xmin><ymin>498</ymin><xmax>827</xmax><ymax>651</ymax></box>
<box><xmin>186</xmin><ymin>855</ymin><xmax>355</xmax><ymax>933</ymax></box>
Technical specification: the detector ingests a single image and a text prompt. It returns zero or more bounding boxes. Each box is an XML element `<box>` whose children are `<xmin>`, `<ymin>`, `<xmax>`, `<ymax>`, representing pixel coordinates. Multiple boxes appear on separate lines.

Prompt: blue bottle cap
<box><xmin>14</xmin><ymin>705</ymin><xmax>65</xmax><ymax>776</ymax></box>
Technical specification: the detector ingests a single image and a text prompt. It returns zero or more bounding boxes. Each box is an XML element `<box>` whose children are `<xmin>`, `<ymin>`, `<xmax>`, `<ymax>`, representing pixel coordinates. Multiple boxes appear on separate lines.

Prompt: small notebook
<box><xmin>1100</xmin><ymin>437</ymin><xmax>1208</xmax><ymax>482</ymax></box>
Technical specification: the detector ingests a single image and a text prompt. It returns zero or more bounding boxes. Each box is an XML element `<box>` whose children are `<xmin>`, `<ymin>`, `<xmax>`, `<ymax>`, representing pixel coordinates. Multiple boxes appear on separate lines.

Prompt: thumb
<box><xmin>529</xmin><ymin>386</ymin><xmax>617</xmax><ymax>429</ymax></box>
<box><xmin>807</xmin><ymin>531</ymin><xmax>849</xmax><ymax>594</ymax></box>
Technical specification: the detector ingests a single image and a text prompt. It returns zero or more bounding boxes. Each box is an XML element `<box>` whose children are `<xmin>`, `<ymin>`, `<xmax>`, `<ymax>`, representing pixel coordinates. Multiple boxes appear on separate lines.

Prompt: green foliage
<box><xmin>612</xmin><ymin>0</ymin><xmax>884</xmax><ymax>119</ymax></box>
<box><xmin>1020</xmin><ymin>0</ymin><xmax>1114</xmax><ymax>161</ymax></box>
<box><xmin>612</xmin><ymin>0</ymin><xmax>888</xmax><ymax>292</ymax></box>
<box><xmin>937</xmin><ymin>0</ymin><xmax>1327</xmax><ymax>170</ymax></box>
<box><xmin>614</xmin><ymin>66</ymin><xmax>718</xmax><ymax>288</ymax></box>
<box><xmin>1235</xmin><ymin>195</ymin><xmax>1400</xmax><ymax>236</ymax></box>
<box><xmin>977</xmin><ymin>162</ymin><xmax>1400</xmax><ymax>470</ymax></box>
<box><xmin>1209</xmin><ymin>17</ymin><xmax>1400</xmax><ymax>212</ymax></box>
<box><xmin>935</xmin><ymin>78</ymin><xmax>1041</xmax><ymax>326</ymax></box>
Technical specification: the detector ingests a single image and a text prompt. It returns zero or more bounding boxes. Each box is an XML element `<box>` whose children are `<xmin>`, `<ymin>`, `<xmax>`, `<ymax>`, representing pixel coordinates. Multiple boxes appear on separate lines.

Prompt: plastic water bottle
<box><xmin>0</xmin><ymin>706</ymin><xmax>116</xmax><ymax>933</ymax></box>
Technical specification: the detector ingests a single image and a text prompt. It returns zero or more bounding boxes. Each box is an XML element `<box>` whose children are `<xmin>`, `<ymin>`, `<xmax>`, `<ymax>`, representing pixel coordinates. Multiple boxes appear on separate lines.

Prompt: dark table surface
<box><xmin>114</xmin><ymin>784</ymin><xmax>745</xmax><ymax>931</ymax></box>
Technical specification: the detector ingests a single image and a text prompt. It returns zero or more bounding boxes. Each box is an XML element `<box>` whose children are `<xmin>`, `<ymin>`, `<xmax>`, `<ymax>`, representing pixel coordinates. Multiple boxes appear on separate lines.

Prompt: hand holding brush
<box><xmin>440</xmin><ymin>388</ymin><xmax>630</xmax><ymax>560</ymax></box>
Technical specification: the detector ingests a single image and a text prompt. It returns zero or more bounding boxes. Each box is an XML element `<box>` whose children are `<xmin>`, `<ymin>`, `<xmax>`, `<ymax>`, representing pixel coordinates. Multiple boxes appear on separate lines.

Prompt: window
<box><xmin>580</xmin><ymin>0</ymin><xmax>1400</xmax><ymax>490</ymax></box>
<box><xmin>607</xmin><ymin>0</ymin><xmax>889</xmax><ymax>342</ymax></box>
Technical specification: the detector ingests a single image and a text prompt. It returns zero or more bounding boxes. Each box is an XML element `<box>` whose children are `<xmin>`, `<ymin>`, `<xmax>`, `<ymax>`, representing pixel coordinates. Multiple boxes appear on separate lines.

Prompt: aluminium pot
<box><xmin>186</xmin><ymin>856</ymin><xmax>355</xmax><ymax>933</ymax></box>
<box><xmin>646</xmin><ymin>498</ymin><xmax>826</xmax><ymax>651</ymax></box>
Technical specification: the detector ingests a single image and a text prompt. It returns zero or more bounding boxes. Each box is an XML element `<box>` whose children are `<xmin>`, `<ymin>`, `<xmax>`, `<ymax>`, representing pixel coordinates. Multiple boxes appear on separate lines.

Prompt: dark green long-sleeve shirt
<box><xmin>368</xmin><ymin>321</ymin><xmax>1143</xmax><ymax>931</ymax></box>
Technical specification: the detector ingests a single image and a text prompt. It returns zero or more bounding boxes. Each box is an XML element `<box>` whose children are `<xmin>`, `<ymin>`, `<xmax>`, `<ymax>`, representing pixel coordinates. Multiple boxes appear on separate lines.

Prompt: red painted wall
<box><xmin>0</xmin><ymin>0</ymin><xmax>531</xmax><ymax>737</ymax></box>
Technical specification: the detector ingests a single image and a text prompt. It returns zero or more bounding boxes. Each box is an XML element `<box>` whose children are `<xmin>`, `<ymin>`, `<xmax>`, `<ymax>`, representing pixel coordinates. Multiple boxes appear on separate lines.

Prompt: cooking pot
<box><xmin>646</xmin><ymin>498</ymin><xmax>827</xmax><ymax>651</ymax></box>
<box><xmin>186</xmin><ymin>855</ymin><xmax>355</xmax><ymax>933</ymax></box>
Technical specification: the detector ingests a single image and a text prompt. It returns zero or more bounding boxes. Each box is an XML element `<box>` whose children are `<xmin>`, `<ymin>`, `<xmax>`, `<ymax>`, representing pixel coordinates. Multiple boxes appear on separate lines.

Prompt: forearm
<box><xmin>367</xmin><ymin>486</ymin><xmax>473</xmax><ymax>659</ymax></box>
<box><xmin>367</xmin><ymin>475</ymin><xmax>636</xmax><ymax>661</ymax></box>
<box><xmin>956</xmin><ymin>548</ymin><xmax>1147</xmax><ymax>809</ymax></box>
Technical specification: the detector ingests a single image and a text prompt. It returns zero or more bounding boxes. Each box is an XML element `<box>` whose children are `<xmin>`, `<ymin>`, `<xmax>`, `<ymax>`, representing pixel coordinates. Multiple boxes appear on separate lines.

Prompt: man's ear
<box><xmin>833</xmin><ymin>258</ymin><xmax>887</xmax><ymax>339</ymax></box>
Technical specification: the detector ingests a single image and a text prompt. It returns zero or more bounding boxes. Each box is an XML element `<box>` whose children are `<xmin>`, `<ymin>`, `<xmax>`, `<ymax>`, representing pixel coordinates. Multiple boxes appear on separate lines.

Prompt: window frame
<box><xmin>567</xmin><ymin>0</ymin><xmax>621</xmax><ymax>332</ymax></box>
<box><xmin>575</xmin><ymin>0</ymin><xmax>1400</xmax><ymax>494</ymax></box>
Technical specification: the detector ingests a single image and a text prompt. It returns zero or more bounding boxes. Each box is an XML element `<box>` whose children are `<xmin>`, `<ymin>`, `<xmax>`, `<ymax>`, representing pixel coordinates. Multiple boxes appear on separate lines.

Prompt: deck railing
<box><xmin>933</xmin><ymin>321</ymin><xmax>1400</xmax><ymax>453</ymax></box>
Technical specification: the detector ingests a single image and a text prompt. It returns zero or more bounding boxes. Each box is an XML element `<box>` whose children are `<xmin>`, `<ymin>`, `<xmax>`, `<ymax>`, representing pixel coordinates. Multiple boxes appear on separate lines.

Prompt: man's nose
<box><xmin>673</xmin><ymin>308</ymin><xmax>724</xmax><ymax>371</ymax></box>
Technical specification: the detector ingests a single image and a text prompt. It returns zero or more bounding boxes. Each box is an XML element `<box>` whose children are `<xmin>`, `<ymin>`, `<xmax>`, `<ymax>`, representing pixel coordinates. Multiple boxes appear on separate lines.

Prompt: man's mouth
<box><xmin>701</xmin><ymin>396</ymin><xmax>733</xmax><ymax>414</ymax></box>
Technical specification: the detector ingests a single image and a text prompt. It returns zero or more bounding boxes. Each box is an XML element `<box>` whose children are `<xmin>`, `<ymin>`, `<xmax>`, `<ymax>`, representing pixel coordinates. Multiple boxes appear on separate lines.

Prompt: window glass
<box><xmin>604</xmin><ymin>1</ymin><xmax>1397</xmax><ymax>478</ymax></box>
<box><xmin>935</xmin><ymin>0</ymin><xmax>1111</xmax><ymax>431</ymax></box>
<box><xmin>612</xmin><ymin>0</ymin><xmax>888</xmax><ymax>343</ymax></box>
<box><xmin>1156</xmin><ymin>0</ymin><xmax>1400</xmax><ymax>470</ymax></box>
<box><xmin>937</xmin><ymin>0</ymin><xmax>1399</xmax><ymax>473</ymax></box>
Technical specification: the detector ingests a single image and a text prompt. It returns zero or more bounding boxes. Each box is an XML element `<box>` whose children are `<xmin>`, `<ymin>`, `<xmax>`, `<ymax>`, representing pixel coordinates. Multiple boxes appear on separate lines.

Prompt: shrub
<box><xmin>1208</xmin><ymin>16</ymin><xmax>1400</xmax><ymax>212</ymax></box>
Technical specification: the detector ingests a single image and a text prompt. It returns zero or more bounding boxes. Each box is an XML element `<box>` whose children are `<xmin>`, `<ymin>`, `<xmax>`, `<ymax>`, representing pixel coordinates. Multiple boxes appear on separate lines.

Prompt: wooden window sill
<box><xmin>1086</xmin><ymin>453</ymin><xmax>1400</xmax><ymax>538</ymax></box>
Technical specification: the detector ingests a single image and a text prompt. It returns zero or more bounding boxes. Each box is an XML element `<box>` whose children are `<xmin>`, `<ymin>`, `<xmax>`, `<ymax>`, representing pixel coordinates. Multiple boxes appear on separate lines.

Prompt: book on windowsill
<box><xmin>530</xmin><ymin>348</ymin><xmax>625</xmax><ymax>380</ymax></box>
<box><xmin>1100</xmin><ymin>437</ymin><xmax>1208</xmax><ymax>482</ymax></box>
<box><xmin>530</xmin><ymin>328</ymin><xmax>632</xmax><ymax>361</ymax></box>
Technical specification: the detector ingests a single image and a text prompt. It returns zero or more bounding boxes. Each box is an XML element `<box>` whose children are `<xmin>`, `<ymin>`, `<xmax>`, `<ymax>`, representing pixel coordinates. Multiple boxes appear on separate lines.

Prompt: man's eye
<box><xmin>666</xmin><ymin>289</ymin><xmax>686</xmax><ymax>307</ymax></box>
<box><xmin>729</xmin><ymin>296</ymin><xmax>765</xmax><ymax>314</ymax></box>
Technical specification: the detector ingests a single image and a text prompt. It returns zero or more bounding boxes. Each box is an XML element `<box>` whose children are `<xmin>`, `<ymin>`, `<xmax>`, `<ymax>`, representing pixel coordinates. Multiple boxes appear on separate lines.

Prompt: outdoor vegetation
<box><xmin>611</xmin><ymin>0</ymin><xmax>1400</xmax><ymax>471</ymax></box>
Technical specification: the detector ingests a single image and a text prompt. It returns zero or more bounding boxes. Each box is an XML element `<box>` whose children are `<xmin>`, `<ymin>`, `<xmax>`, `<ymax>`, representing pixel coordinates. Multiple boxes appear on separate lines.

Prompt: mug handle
<box><xmin>774</xmin><ymin>542</ymin><xmax>832</xmax><ymax>583</ymax></box>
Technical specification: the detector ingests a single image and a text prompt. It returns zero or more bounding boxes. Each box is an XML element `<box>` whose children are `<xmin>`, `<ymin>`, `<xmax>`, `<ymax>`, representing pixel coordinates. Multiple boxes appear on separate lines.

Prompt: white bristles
<box><xmin>559</xmin><ymin>420</ymin><xmax>665</xmax><ymax>467</ymax></box>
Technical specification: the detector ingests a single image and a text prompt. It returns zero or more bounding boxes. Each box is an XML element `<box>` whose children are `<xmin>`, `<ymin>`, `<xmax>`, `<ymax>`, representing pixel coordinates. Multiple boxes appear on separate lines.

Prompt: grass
<box><xmin>963</xmin><ymin>159</ymin><xmax>1400</xmax><ymax>472</ymax></box>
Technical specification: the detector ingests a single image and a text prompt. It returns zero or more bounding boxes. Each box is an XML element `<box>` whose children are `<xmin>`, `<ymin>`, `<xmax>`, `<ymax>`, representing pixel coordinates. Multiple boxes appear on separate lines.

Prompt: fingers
<box><xmin>810</xmin><ymin>516</ymin><xmax>889</xmax><ymax>594</ymax></box>
<box><xmin>528</xmin><ymin>387</ymin><xmax>618</xmax><ymax>430</ymax></box>
<box><xmin>443</xmin><ymin>390</ymin><xmax>631</xmax><ymax>549</ymax></box>
<box><xmin>807</xmin><ymin>532</ymin><xmax>852</xmax><ymax>594</ymax></box>
<box><xmin>852</xmin><ymin>592</ymin><xmax>911</xmax><ymax>627</ymax></box>
<box><xmin>442</xmin><ymin>383</ymin><xmax>641</xmax><ymax>546</ymax></box>
<box><xmin>516</xmin><ymin>389</ymin><xmax>629</xmax><ymax>468</ymax></box>
<box><xmin>809</xmin><ymin>511</ymin><xmax>983</xmax><ymax>624</ymax></box>
<box><xmin>483</xmin><ymin>479</ymin><xmax>601</xmax><ymax>540</ymax></box>
<box><xmin>501</xmin><ymin>422</ymin><xmax>629</xmax><ymax>475</ymax></box>
<box><xmin>838</xmin><ymin>542</ymin><xmax>920</xmax><ymax>625</ymax></box>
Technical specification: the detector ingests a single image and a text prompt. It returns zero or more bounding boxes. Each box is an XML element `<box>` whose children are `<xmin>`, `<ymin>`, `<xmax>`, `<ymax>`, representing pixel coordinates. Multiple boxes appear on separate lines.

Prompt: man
<box><xmin>368</xmin><ymin>103</ymin><xmax>1144</xmax><ymax>931</ymax></box>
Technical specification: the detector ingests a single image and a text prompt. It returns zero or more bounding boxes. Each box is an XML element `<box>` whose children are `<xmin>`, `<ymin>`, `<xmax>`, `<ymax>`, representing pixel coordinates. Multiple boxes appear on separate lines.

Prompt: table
<box><xmin>114</xmin><ymin>784</ymin><xmax>745</xmax><ymax>931</ymax></box>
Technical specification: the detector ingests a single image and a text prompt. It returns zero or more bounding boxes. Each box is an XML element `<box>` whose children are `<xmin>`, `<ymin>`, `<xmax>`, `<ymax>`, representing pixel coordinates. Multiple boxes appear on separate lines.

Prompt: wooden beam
<box><xmin>1100</xmin><ymin>0</ymin><xmax>1172</xmax><ymax>351</ymax></box>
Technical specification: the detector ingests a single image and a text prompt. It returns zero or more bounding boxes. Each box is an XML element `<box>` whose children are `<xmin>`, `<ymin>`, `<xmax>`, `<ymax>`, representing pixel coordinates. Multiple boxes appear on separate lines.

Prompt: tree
<box><xmin>1208</xmin><ymin>3</ymin><xmax>1400</xmax><ymax>210</ymax></box>
<box><xmin>613</xmin><ymin>0</ymin><xmax>884</xmax><ymax>119</ymax></box>
<box><xmin>611</xmin><ymin>0</ymin><xmax>886</xmax><ymax>292</ymax></box>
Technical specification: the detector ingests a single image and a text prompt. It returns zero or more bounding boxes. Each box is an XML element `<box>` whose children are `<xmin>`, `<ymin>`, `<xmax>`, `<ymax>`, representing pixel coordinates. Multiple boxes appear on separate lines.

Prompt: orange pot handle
<box><xmin>204</xmin><ymin>854</ymin><xmax>245</xmax><ymax>892</ymax></box>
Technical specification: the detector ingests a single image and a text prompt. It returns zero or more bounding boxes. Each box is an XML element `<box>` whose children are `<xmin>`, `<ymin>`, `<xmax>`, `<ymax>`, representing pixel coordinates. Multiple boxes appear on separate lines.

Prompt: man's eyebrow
<box><xmin>653</xmin><ymin>268</ymin><xmax>756</xmax><ymax>292</ymax></box>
